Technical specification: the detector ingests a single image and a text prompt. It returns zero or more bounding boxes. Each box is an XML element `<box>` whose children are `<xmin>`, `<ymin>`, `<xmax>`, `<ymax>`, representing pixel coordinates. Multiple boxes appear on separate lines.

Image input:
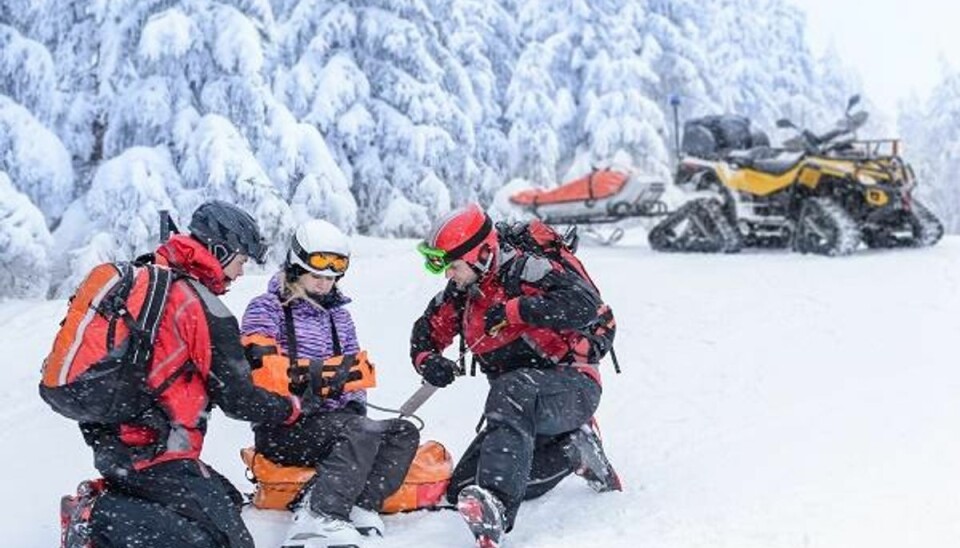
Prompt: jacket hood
<box><xmin>155</xmin><ymin>235</ymin><xmax>227</xmax><ymax>294</ymax></box>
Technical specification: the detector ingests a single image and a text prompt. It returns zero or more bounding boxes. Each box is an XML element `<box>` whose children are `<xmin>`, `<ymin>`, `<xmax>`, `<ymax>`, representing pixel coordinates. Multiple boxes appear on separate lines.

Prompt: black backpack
<box><xmin>495</xmin><ymin>220</ymin><xmax>619</xmax><ymax>372</ymax></box>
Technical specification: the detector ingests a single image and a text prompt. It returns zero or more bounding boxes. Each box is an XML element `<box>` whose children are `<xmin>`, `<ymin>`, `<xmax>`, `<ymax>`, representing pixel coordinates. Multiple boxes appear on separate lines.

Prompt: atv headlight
<box><xmin>865</xmin><ymin>188</ymin><xmax>889</xmax><ymax>207</ymax></box>
<box><xmin>858</xmin><ymin>173</ymin><xmax>878</xmax><ymax>185</ymax></box>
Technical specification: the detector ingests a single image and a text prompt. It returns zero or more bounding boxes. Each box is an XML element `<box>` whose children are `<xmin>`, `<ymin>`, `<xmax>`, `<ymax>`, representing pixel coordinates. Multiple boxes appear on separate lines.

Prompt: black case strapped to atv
<box><xmin>682</xmin><ymin>115</ymin><xmax>769</xmax><ymax>158</ymax></box>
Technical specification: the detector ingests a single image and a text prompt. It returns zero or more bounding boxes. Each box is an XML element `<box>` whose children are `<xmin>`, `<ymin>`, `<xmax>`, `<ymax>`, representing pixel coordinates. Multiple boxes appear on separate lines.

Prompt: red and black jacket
<box><xmin>410</xmin><ymin>247</ymin><xmax>604</xmax><ymax>384</ymax></box>
<box><xmin>82</xmin><ymin>235</ymin><xmax>299</xmax><ymax>474</ymax></box>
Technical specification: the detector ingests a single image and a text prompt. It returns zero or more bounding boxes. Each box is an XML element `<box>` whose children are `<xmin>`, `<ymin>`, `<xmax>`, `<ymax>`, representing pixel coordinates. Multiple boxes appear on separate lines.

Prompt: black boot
<box><xmin>457</xmin><ymin>485</ymin><xmax>507</xmax><ymax>548</ymax></box>
<box><xmin>563</xmin><ymin>418</ymin><xmax>622</xmax><ymax>493</ymax></box>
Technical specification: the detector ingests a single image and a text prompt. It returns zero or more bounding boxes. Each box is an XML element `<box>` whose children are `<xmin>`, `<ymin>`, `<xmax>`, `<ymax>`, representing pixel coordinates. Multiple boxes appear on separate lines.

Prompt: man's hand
<box><xmin>484</xmin><ymin>303</ymin><xmax>508</xmax><ymax>336</ymax></box>
<box><xmin>420</xmin><ymin>354</ymin><xmax>458</xmax><ymax>387</ymax></box>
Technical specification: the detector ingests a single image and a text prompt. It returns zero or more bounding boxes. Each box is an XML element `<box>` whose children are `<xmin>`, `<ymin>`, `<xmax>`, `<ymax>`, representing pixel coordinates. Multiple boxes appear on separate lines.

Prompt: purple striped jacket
<box><xmin>241</xmin><ymin>273</ymin><xmax>365</xmax><ymax>411</ymax></box>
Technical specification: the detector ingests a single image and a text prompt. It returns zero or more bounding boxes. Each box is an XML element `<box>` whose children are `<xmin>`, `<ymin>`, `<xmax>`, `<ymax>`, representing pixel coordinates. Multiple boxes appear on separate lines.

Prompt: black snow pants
<box><xmin>90</xmin><ymin>459</ymin><xmax>253</xmax><ymax>548</ymax></box>
<box><xmin>255</xmin><ymin>411</ymin><xmax>420</xmax><ymax>520</ymax></box>
<box><xmin>446</xmin><ymin>367</ymin><xmax>601</xmax><ymax>529</ymax></box>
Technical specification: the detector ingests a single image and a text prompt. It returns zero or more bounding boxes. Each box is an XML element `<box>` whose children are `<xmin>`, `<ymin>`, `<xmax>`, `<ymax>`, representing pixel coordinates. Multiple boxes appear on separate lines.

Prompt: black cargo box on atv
<box><xmin>682</xmin><ymin>115</ymin><xmax>769</xmax><ymax>157</ymax></box>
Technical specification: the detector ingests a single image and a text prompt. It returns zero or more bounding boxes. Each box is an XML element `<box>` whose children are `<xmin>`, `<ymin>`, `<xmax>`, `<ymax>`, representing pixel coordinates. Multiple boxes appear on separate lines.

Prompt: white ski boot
<box><xmin>281</xmin><ymin>506</ymin><xmax>363</xmax><ymax>548</ymax></box>
<box><xmin>349</xmin><ymin>505</ymin><xmax>384</xmax><ymax>537</ymax></box>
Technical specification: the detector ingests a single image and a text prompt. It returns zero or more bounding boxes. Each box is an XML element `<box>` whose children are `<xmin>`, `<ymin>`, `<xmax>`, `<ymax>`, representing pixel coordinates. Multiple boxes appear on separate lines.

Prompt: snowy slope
<box><xmin>4</xmin><ymin>234</ymin><xmax>960</xmax><ymax>548</ymax></box>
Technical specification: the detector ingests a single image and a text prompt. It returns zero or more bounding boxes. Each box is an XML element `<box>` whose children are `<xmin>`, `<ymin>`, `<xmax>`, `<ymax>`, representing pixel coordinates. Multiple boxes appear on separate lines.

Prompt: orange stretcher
<box><xmin>510</xmin><ymin>170</ymin><xmax>629</xmax><ymax>206</ymax></box>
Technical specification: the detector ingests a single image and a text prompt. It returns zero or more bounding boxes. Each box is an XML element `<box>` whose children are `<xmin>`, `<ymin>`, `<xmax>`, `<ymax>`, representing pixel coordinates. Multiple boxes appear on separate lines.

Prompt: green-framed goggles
<box><xmin>417</xmin><ymin>242</ymin><xmax>451</xmax><ymax>274</ymax></box>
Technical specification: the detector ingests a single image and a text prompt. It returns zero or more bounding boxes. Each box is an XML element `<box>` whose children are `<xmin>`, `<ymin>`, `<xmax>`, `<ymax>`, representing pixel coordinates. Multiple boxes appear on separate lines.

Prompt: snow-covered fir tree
<box><xmin>6</xmin><ymin>0</ymin><xmax>952</xmax><ymax>302</ymax></box>
<box><xmin>0</xmin><ymin>24</ymin><xmax>57</xmax><ymax>123</ymax></box>
<box><xmin>503</xmin><ymin>43</ymin><xmax>564</xmax><ymax>186</ymax></box>
<box><xmin>0</xmin><ymin>96</ymin><xmax>74</xmax><ymax>224</ymax></box>
<box><xmin>509</xmin><ymin>0</ymin><xmax>584</xmax><ymax>183</ymax></box>
<box><xmin>575</xmin><ymin>1</ymin><xmax>670</xmax><ymax>175</ymax></box>
<box><xmin>54</xmin><ymin>146</ymin><xmax>180</xmax><ymax>295</ymax></box>
<box><xmin>272</xmin><ymin>0</ymin><xmax>478</xmax><ymax>235</ymax></box>
<box><xmin>511</xmin><ymin>0</ymin><xmax>670</xmax><ymax>182</ymax></box>
<box><xmin>30</xmin><ymin>0</ymin><xmax>353</xmax><ymax>263</ymax></box>
<box><xmin>0</xmin><ymin>171</ymin><xmax>53</xmax><ymax>299</ymax></box>
<box><xmin>432</xmin><ymin>0</ymin><xmax>519</xmax><ymax>203</ymax></box>
<box><xmin>644</xmin><ymin>0</ymin><xmax>719</xmax><ymax>124</ymax></box>
<box><xmin>24</xmin><ymin>1</ymin><xmax>106</xmax><ymax>185</ymax></box>
<box><xmin>899</xmin><ymin>66</ymin><xmax>960</xmax><ymax>232</ymax></box>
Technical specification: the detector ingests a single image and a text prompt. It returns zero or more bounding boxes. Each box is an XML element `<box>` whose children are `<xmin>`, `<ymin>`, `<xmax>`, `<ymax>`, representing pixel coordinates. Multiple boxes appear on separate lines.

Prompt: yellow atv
<box><xmin>649</xmin><ymin>96</ymin><xmax>943</xmax><ymax>255</ymax></box>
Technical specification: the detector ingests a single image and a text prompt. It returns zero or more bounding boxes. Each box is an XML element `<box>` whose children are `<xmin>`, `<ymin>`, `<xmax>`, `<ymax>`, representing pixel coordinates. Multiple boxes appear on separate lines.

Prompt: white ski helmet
<box><xmin>287</xmin><ymin>219</ymin><xmax>351</xmax><ymax>277</ymax></box>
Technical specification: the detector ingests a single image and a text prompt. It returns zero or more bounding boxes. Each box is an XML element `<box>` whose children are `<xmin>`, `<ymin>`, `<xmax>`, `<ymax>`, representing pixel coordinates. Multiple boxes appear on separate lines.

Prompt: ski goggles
<box><xmin>304</xmin><ymin>251</ymin><xmax>349</xmax><ymax>274</ymax></box>
<box><xmin>292</xmin><ymin>238</ymin><xmax>350</xmax><ymax>274</ymax></box>
<box><xmin>417</xmin><ymin>242</ymin><xmax>452</xmax><ymax>275</ymax></box>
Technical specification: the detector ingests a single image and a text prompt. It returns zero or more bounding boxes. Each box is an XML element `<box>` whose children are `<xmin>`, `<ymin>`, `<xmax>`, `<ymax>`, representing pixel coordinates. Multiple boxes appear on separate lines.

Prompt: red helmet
<box><xmin>424</xmin><ymin>203</ymin><xmax>498</xmax><ymax>272</ymax></box>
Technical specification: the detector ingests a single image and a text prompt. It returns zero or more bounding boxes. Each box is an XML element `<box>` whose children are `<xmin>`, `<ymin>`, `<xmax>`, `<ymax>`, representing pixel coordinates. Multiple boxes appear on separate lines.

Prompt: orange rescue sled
<box><xmin>509</xmin><ymin>168</ymin><xmax>667</xmax><ymax>226</ymax></box>
<box><xmin>241</xmin><ymin>440</ymin><xmax>453</xmax><ymax>514</ymax></box>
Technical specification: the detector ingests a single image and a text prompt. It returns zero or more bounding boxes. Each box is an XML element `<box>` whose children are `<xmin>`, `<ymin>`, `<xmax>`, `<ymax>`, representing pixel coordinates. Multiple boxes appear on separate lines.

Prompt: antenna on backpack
<box><xmin>159</xmin><ymin>210</ymin><xmax>180</xmax><ymax>243</ymax></box>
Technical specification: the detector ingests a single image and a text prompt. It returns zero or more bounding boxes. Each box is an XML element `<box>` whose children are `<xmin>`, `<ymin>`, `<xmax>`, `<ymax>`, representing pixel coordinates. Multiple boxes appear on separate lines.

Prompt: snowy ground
<box><xmin>4</xmin><ymin>232</ymin><xmax>960</xmax><ymax>548</ymax></box>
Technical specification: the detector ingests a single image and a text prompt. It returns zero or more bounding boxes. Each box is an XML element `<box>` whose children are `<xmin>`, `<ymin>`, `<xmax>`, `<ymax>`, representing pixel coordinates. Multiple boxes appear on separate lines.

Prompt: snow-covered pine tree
<box><xmin>644</xmin><ymin>0</ymin><xmax>719</xmax><ymax>154</ymax></box>
<box><xmin>900</xmin><ymin>67</ymin><xmax>960</xmax><ymax>232</ymax></box>
<box><xmin>0</xmin><ymin>171</ymin><xmax>53</xmax><ymax>299</ymax></box>
<box><xmin>36</xmin><ymin>1</ymin><xmax>320</xmax><ymax>259</ymax></box>
<box><xmin>702</xmin><ymin>0</ymin><xmax>788</xmax><ymax>130</ymax></box>
<box><xmin>0</xmin><ymin>96</ymin><xmax>74</xmax><ymax>225</ymax></box>
<box><xmin>509</xmin><ymin>0</ymin><xmax>587</xmax><ymax>182</ymax></box>
<box><xmin>258</xmin><ymin>104</ymin><xmax>358</xmax><ymax>230</ymax></box>
<box><xmin>432</xmin><ymin>0</ymin><xmax>519</xmax><ymax>204</ymax></box>
<box><xmin>503</xmin><ymin>43</ymin><xmax>563</xmax><ymax>187</ymax></box>
<box><xmin>54</xmin><ymin>146</ymin><xmax>182</xmax><ymax>296</ymax></box>
<box><xmin>510</xmin><ymin>0</ymin><xmax>670</xmax><ymax>182</ymax></box>
<box><xmin>177</xmin><ymin>112</ymin><xmax>295</xmax><ymax>263</ymax></box>
<box><xmin>811</xmin><ymin>46</ymin><xmax>862</xmax><ymax>126</ymax></box>
<box><xmin>0</xmin><ymin>24</ymin><xmax>57</xmax><ymax>123</ymax></box>
<box><xmin>764</xmin><ymin>1</ymin><xmax>842</xmax><ymax>133</ymax></box>
<box><xmin>25</xmin><ymin>1</ymin><xmax>105</xmax><ymax>186</ymax></box>
<box><xmin>0</xmin><ymin>0</ymin><xmax>35</xmax><ymax>32</ymax></box>
<box><xmin>644</xmin><ymin>2</ymin><xmax>712</xmax><ymax>108</ymax></box>
<box><xmin>576</xmin><ymin>1</ymin><xmax>669</xmax><ymax>175</ymax></box>
<box><xmin>272</xmin><ymin>0</ymin><xmax>477</xmax><ymax>235</ymax></box>
<box><xmin>699</xmin><ymin>0</ymin><xmax>853</xmax><ymax>140</ymax></box>
<box><xmin>102</xmin><ymin>1</ymin><xmax>275</xmax><ymax>156</ymax></box>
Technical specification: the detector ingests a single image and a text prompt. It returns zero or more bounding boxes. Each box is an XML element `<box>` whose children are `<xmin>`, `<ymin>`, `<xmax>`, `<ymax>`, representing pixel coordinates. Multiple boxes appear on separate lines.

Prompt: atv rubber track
<box><xmin>791</xmin><ymin>197</ymin><xmax>861</xmax><ymax>256</ymax></box>
<box><xmin>648</xmin><ymin>198</ymin><xmax>742</xmax><ymax>254</ymax></box>
<box><xmin>910</xmin><ymin>201</ymin><xmax>944</xmax><ymax>247</ymax></box>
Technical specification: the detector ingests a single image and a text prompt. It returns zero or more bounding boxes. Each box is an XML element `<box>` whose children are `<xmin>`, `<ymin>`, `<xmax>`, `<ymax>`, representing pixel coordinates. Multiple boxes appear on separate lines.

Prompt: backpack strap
<box><xmin>101</xmin><ymin>263</ymin><xmax>137</xmax><ymax>351</ymax></box>
<box><xmin>133</xmin><ymin>265</ymin><xmax>181</xmax><ymax>399</ymax></box>
<box><xmin>318</xmin><ymin>314</ymin><xmax>348</xmax><ymax>398</ymax></box>
<box><xmin>138</xmin><ymin>265</ymin><xmax>173</xmax><ymax>346</ymax></box>
<box><xmin>282</xmin><ymin>305</ymin><xmax>299</xmax><ymax>364</ymax></box>
<box><xmin>328</xmin><ymin>314</ymin><xmax>342</xmax><ymax>356</ymax></box>
<box><xmin>498</xmin><ymin>254</ymin><xmax>528</xmax><ymax>299</ymax></box>
<box><xmin>282</xmin><ymin>305</ymin><xmax>309</xmax><ymax>396</ymax></box>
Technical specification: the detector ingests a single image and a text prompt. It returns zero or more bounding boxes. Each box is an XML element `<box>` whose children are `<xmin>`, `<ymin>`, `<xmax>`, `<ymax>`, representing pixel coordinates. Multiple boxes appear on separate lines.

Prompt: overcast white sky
<box><xmin>789</xmin><ymin>0</ymin><xmax>958</xmax><ymax>118</ymax></box>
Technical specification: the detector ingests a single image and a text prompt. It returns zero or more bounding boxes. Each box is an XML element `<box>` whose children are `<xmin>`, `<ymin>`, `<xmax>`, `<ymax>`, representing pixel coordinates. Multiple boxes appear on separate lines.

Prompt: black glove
<box><xmin>484</xmin><ymin>303</ymin><xmax>508</xmax><ymax>335</ymax></box>
<box><xmin>421</xmin><ymin>354</ymin><xmax>457</xmax><ymax>387</ymax></box>
<box><xmin>299</xmin><ymin>388</ymin><xmax>326</xmax><ymax>416</ymax></box>
<box><xmin>298</xmin><ymin>363</ymin><xmax>329</xmax><ymax>416</ymax></box>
